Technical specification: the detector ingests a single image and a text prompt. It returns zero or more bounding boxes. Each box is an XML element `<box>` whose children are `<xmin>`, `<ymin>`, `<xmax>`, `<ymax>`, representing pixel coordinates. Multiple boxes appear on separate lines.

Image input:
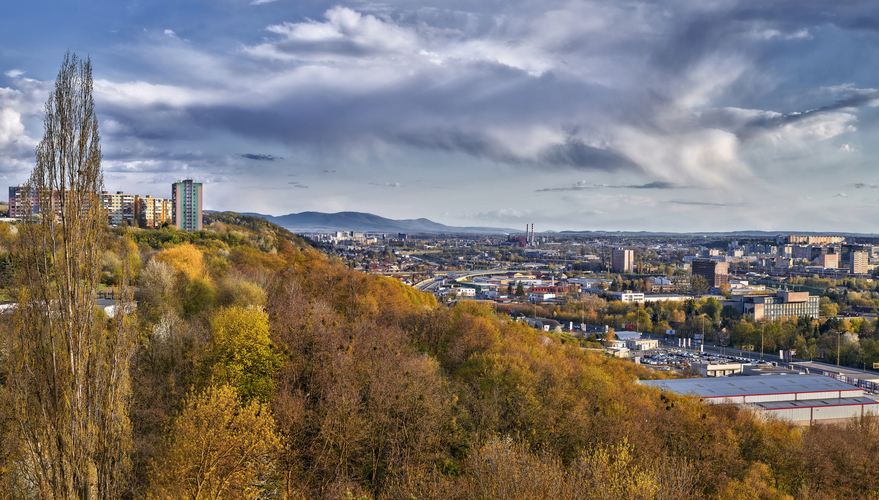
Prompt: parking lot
<box><xmin>639</xmin><ymin>348</ymin><xmax>766</xmax><ymax>369</ymax></box>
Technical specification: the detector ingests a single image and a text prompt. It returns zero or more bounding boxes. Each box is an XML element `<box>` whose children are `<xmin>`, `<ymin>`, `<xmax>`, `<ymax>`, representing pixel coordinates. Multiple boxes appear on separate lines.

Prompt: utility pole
<box><xmin>761</xmin><ymin>322</ymin><xmax>765</xmax><ymax>359</ymax></box>
<box><xmin>837</xmin><ymin>330</ymin><xmax>841</xmax><ymax>367</ymax></box>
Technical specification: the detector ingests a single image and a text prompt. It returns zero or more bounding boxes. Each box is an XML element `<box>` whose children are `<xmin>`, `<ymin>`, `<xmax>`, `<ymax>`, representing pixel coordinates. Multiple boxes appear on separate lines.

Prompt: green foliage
<box><xmin>181</xmin><ymin>277</ymin><xmax>217</xmax><ymax>317</ymax></box>
<box><xmin>211</xmin><ymin>306</ymin><xmax>282</xmax><ymax>403</ymax></box>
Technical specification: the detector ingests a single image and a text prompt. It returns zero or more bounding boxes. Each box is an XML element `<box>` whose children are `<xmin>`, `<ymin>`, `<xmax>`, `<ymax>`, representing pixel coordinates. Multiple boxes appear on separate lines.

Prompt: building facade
<box><xmin>851</xmin><ymin>251</ymin><xmax>868</xmax><ymax>274</ymax></box>
<box><xmin>612</xmin><ymin>248</ymin><xmax>634</xmax><ymax>273</ymax></box>
<box><xmin>136</xmin><ymin>195</ymin><xmax>172</xmax><ymax>228</ymax></box>
<box><xmin>171</xmin><ymin>179</ymin><xmax>203</xmax><ymax>231</ymax></box>
<box><xmin>8</xmin><ymin>184</ymin><xmax>37</xmax><ymax>219</ymax></box>
<box><xmin>817</xmin><ymin>253</ymin><xmax>838</xmax><ymax>269</ymax></box>
<box><xmin>102</xmin><ymin>191</ymin><xmax>136</xmax><ymax>227</ymax></box>
<box><xmin>730</xmin><ymin>291</ymin><xmax>820</xmax><ymax>320</ymax></box>
<box><xmin>691</xmin><ymin>259</ymin><xmax>729</xmax><ymax>288</ymax></box>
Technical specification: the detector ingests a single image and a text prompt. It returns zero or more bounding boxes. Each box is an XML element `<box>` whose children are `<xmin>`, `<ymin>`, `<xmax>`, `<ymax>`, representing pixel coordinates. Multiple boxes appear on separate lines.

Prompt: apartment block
<box><xmin>171</xmin><ymin>179</ymin><xmax>203</xmax><ymax>231</ymax></box>
<box><xmin>136</xmin><ymin>195</ymin><xmax>172</xmax><ymax>228</ymax></box>
<box><xmin>851</xmin><ymin>251</ymin><xmax>869</xmax><ymax>274</ymax></box>
<box><xmin>612</xmin><ymin>248</ymin><xmax>634</xmax><ymax>273</ymax></box>
<box><xmin>817</xmin><ymin>253</ymin><xmax>838</xmax><ymax>269</ymax></box>
<box><xmin>102</xmin><ymin>191</ymin><xmax>136</xmax><ymax>227</ymax></box>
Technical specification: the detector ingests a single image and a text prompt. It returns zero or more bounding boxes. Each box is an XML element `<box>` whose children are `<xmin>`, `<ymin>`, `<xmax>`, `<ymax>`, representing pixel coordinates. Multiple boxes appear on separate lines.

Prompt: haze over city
<box><xmin>2</xmin><ymin>0</ymin><xmax>879</xmax><ymax>232</ymax></box>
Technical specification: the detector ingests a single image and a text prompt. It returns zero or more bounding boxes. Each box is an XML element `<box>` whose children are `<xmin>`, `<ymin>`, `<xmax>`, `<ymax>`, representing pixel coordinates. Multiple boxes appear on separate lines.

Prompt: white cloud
<box><xmin>4</xmin><ymin>69</ymin><xmax>23</xmax><ymax>78</ymax></box>
<box><xmin>164</xmin><ymin>29</ymin><xmax>177</xmax><ymax>38</ymax></box>
<box><xmin>839</xmin><ymin>143</ymin><xmax>857</xmax><ymax>153</ymax></box>
<box><xmin>250</xmin><ymin>0</ymin><xmax>277</xmax><ymax>4</ymax></box>
<box><xmin>835</xmin><ymin>193</ymin><xmax>848</xmax><ymax>198</ymax></box>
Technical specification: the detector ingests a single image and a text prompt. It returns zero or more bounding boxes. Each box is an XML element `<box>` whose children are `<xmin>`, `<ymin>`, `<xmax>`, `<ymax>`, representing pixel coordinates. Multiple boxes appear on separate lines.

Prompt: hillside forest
<box><xmin>0</xmin><ymin>212</ymin><xmax>876</xmax><ymax>499</ymax></box>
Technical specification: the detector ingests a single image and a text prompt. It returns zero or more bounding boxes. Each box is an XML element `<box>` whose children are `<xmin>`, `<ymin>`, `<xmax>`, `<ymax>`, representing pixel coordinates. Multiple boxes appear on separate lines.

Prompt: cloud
<box><xmin>250</xmin><ymin>0</ymin><xmax>277</xmax><ymax>4</ymax></box>
<box><xmin>239</xmin><ymin>153</ymin><xmax>280</xmax><ymax>161</ymax></box>
<box><xmin>4</xmin><ymin>70</ymin><xmax>23</xmax><ymax>78</ymax></box>
<box><xmin>854</xmin><ymin>183</ymin><xmax>878</xmax><ymax>189</ymax></box>
<box><xmin>835</xmin><ymin>193</ymin><xmax>848</xmax><ymax>198</ymax></box>
<box><xmin>839</xmin><ymin>144</ymin><xmax>858</xmax><ymax>153</ymax></box>
<box><xmin>370</xmin><ymin>182</ymin><xmax>403</xmax><ymax>188</ymax></box>
<box><xmin>536</xmin><ymin>180</ymin><xmax>683</xmax><ymax>192</ymax></box>
<box><xmin>667</xmin><ymin>200</ymin><xmax>741</xmax><ymax>207</ymax></box>
<box><xmin>10</xmin><ymin>0</ymin><xmax>879</xmax><ymax>223</ymax></box>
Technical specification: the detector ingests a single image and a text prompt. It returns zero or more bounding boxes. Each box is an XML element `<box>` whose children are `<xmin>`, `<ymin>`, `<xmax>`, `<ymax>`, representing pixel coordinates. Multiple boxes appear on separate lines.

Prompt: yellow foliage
<box><xmin>721</xmin><ymin>463</ymin><xmax>793</xmax><ymax>500</ymax></box>
<box><xmin>211</xmin><ymin>306</ymin><xmax>280</xmax><ymax>402</ymax></box>
<box><xmin>219</xmin><ymin>277</ymin><xmax>267</xmax><ymax>309</ymax></box>
<box><xmin>148</xmin><ymin>385</ymin><xmax>281</xmax><ymax>500</ymax></box>
<box><xmin>154</xmin><ymin>243</ymin><xmax>205</xmax><ymax>279</ymax></box>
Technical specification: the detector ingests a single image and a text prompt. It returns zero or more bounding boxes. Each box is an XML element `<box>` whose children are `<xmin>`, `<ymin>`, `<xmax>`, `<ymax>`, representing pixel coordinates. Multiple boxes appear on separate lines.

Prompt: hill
<box><xmin>236</xmin><ymin>210</ymin><xmax>520</xmax><ymax>234</ymax></box>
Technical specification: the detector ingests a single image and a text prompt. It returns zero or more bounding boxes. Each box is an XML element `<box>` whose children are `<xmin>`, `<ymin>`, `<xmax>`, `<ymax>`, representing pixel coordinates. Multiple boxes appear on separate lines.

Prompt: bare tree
<box><xmin>7</xmin><ymin>52</ymin><xmax>135</xmax><ymax>499</ymax></box>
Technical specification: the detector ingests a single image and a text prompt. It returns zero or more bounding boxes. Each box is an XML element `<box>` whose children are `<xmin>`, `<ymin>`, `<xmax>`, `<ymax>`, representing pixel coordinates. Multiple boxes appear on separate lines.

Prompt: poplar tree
<box><xmin>8</xmin><ymin>52</ymin><xmax>135</xmax><ymax>499</ymax></box>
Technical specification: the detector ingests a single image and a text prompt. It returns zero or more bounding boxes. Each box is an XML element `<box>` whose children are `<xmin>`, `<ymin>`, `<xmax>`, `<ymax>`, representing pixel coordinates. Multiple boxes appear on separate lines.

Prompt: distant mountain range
<box><xmin>238</xmin><ymin>211</ymin><xmax>520</xmax><ymax>234</ymax></box>
<box><xmin>220</xmin><ymin>210</ymin><xmax>879</xmax><ymax>238</ymax></box>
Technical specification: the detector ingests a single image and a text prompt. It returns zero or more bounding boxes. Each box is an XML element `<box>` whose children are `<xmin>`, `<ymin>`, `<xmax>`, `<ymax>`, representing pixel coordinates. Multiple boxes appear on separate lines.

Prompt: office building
<box><xmin>612</xmin><ymin>248</ymin><xmax>634</xmax><ymax>273</ymax></box>
<box><xmin>727</xmin><ymin>291</ymin><xmax>820</xmax><ymax>321</ymax></box>
<box><xmin>851</xmin><ymin>251</ymin><xmax>868</xmax><ymax>274</ymax></box>
<box><xmin>171</xmin><ymin>179</ymin><xmax>203</xmax><ymax>231</ymax></box>
<box><xmin>691</xmin><ymin>259</ymin><xmax>729</xmax><ymax>288</ymax></box>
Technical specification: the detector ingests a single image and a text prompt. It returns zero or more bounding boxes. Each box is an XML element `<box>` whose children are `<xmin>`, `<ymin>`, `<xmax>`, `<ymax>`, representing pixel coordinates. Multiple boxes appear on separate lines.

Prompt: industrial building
<box><xmin>640</xmin><ymin>374</ymin><xmax>879</xmax><ymax>425</ymax></box>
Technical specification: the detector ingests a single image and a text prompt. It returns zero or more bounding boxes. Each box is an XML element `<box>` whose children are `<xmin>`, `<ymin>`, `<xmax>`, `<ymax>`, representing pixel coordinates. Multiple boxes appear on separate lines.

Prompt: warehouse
<box><xmin>639</xmin><ymin>374</ymin><xmax>879</xmax><ymax>425</ymax></box>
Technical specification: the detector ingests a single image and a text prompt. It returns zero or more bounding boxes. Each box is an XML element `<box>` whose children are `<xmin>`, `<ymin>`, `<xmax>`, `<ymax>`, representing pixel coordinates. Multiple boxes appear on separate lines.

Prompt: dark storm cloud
<box><xmin>630</xmin><ymin>181</ymin><xmax>679</xmax><ymax>189</ymax></box>
<box><xmin>240</xmin><ymin>153</ymin><xmax>280</xmax><ymax>161</ymax></box>
<box><xmin>538</xmin><ymin>139</ymin><xmax>639</xmax><ymax>171</ymax></box>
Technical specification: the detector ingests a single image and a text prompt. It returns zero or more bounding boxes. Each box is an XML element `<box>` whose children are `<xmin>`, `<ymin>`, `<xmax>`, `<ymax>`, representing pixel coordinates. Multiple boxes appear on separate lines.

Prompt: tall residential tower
<box><xmin>171</xmin><ymin>179</ymin><xmax>203</xmax><ymax>231</ymax></box>
<box><xmin>612</xmin><ymin>248</ymin><xmax>634</xmax><ymax>273</ymax></box>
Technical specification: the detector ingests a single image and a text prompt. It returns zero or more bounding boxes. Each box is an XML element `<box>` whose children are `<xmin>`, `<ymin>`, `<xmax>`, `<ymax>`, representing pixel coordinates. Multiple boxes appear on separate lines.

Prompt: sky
<box><xmin>2</xmin><ymin>0</ymin><xmax>879</xmax><ymax>233</ymax></box>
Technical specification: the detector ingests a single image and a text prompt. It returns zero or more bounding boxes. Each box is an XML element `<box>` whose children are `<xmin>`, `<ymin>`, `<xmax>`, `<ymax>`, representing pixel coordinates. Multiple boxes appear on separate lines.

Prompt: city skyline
<box><xmin>3</xmin><ymin>1</ymin><xmax>879</xmax><ymax>233</ymax></box>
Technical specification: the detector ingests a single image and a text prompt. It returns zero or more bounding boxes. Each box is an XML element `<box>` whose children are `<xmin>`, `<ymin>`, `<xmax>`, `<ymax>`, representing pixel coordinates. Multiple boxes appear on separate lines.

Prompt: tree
<box><xmin>689</xmin><ymin>275</ymin><xmax>709</xmax><ymax>297</ymax></box>
<box><xmin>211</xmin><ymin>306</ymin><xmax>282</xmax><ymax>403</ymax></box>
<box><xmin>516</xmin><ymin>282</ymin><xmax>525</xmax><ymax>298</ymax></box>
<box><xmin>148</xmin><ymin>385</ymin><xmax>281</xmax><ymax>500</ymax></box>
<box><xmin>8</xmin><ymin>53</ymin><xmax>135</xmax><ymax>498</ymax></box>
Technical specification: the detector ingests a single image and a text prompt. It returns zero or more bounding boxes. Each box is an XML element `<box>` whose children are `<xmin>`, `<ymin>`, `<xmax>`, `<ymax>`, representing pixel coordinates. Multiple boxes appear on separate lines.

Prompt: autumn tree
<box><xmin>211</xmin><ymin>306</ymin><xmax>281</xmax><ymax>403</ymax></box>
<box><xmin>7</xmin><ymin>53</ymin><xmax>135</xmax><ymax>498</ymax></box>
<box><xmin>148</xmin><ymin>385</ymin><xmax>282</xmax><ymax>500</ymax></box>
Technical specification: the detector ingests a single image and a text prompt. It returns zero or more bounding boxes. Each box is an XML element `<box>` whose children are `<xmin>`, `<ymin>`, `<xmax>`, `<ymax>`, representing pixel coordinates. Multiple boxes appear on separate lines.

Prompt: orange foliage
<box><xmin>154</xmin><ymin>243</ymin><xmax>205</xmax><ymax>279</ymax></box>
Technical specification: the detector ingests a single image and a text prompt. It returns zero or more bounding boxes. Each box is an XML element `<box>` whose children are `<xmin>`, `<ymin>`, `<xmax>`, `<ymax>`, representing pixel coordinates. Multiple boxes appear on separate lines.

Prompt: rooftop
<box><xmin>639</xmin><ymin>374</ymin><xmax>859</xmax><ymax>399</ymax></box>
